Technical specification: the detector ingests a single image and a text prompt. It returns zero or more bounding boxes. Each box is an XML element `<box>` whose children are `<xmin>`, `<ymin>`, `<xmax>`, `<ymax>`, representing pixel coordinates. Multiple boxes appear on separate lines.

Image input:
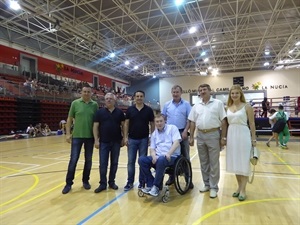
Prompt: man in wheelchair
<box><xmin>138</xmin><ymin>113</ymin><xmax>181</xmax><ymax>197</ymax></box>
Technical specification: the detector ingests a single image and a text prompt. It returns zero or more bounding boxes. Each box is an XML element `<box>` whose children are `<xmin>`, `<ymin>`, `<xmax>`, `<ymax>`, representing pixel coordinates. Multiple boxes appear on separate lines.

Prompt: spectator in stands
<box><xmin>34</xmin><ymin>123</ymin><xmax>42</xmax><ymax>137</ymax></box>
<box><xmin>31</xmin><ymin>78</ymin><xmax>38</xmax><ymax>96</ymax></box>
<box><xmin>62</xmin><ymin>85</ymin><xmax>99</xmax><ymax>194</ymax></box>
<box><xmin>0</xmin><ymin>85</ymin><xmax>6</xmax><ymax>95</ymax></box>
<box><xmin>26</xmin><ymin>124</ymin><xmax>35</xmax><ymax>137</ymax></box>
<box><xmin>59</xmin><ymin>119</ymin><xmax>67</xmax><ymax>134</ymax></box>
<box><xmin>266</xmin><ymin>109</ymin><xmax>278</xmax><ymax>147</ymax></box>
<box><xmin>260</xmin><ymin>97</ymin><xmax>270</xmax><ymax>118</ymax></box>
<box><xmin>42</xmin><ymin>124</ymin><xmax>52</xmax><ymax>136</ymax></box>
<box><xmin>23</xmin><ymin>78</ymin><xmax>32</xmax><ymax>95</ymax></box>
<box><xmin>93</xmin><ymin>93</ymin><xmax>126</xmax><ymax>193</ymax></box>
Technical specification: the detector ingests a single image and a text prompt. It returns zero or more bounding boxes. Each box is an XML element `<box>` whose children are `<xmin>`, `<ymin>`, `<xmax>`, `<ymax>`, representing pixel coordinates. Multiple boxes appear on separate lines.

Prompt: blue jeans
<box><xmin>99</xmin><ymin>141</ymin><xmax>121</xmax><ymax>186</ymax></box>
<box><xmin>65</xmin><ymin>138</ymin><xmax>94</xmax><ymax>185</ymax></box>
<box><xmin>127</xmin><ymin>137</ymin><xmax>149</xmax><ymax>184</ymax></box>
<box><xmin>138</xmin><ymin>155</ymin><xmax>177</xmax><ymax>187</ymax></box>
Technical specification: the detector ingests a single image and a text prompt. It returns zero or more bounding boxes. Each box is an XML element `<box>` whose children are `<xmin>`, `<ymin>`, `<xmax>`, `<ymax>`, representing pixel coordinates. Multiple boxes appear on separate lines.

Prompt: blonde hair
<box><xmin>226</xmin><ymin>85</ymin><xmax>246</xmax><ymax>107</ymax></box>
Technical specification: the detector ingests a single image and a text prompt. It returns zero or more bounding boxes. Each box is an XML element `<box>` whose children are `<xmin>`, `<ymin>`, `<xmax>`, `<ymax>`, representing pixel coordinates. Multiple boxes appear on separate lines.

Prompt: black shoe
<box><xmin>62</xmin><ymin>185</ymin><xmax>71</xmax><ymax>194</ymax></box>
<box><xmin>109</xmin><ymin>183</ymin><xmax>118</xmax><ymax>190</ymax></box>
<box><xmin>138</xmin><ymin>183</ymin><xmax>145</xmax><ymax>189</ymax></box>
<box><xmin>189</xmin><ymin>182</ymin><xmax>194</xmax><ymax>189</ymax></box>
<box><xmin>83</xmin><ymin>182</ymin><xmax>91</xmax><ymax>190</ymax></box>
<box><xmin>94</xmin><ymin>185</ymin><xmax>106</xmax><ymax>193</ymax></box>
<box><xmin>124</xmin><ymin>183</ymin><xmax>133</xmax><ymax>191</ymax></box>
<box><xmin>165</xmin><ymin>176</ymin><xmax>174</xmax><ymax>185</ymax></box>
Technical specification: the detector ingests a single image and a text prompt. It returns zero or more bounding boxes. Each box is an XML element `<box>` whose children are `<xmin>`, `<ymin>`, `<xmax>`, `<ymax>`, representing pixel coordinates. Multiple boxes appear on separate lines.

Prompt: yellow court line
<box><xmin>267</xmin><ymin>148</ymin><xmax>300</xmax><ymax>177</ymax></box>
<box><xmin>0</xmin><ymin>170</ymin><xmax>83</xmax><ymax>215</ymax></box>
<box><xmin>0</xmin><ymin>165</ymin><xmax>39</xmax><ymax>207</ymax></box>
<box><xmin>192</xmin><ymin>198</ymin><xmax>300</xmax><ymax>225</ymax></box>
<box><xmin>193</xmin><ymin>147</ymin><xmax>300</xmax><ymax>224</ymax></box>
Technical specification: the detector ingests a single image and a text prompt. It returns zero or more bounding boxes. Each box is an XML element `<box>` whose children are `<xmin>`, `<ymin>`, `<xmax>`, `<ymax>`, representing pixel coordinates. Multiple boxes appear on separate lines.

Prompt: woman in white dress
<box><xmin>226</xmin><ymin>85</ymin><xmax>256</xmax><ymax>201</ymax></box>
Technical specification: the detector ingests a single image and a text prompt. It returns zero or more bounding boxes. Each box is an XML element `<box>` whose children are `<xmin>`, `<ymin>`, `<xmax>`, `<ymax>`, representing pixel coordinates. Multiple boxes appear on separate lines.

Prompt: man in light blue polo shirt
<box><xmin>162</xmin><ymin>85</ymin><xmax>193</xmax><ymax>188</ymax></box>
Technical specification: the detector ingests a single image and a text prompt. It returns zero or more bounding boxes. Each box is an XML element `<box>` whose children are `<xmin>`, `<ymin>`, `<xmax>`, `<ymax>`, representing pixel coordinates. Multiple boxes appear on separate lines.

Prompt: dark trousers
<box><xmin>65</xmin><ymin>138</ymin><xmax>94</xmax><ymax>185</ymax></box>
<box><xmin>99</xmin><ymin>141</ymin><xmax>121</xmax><ymax>186</ymax></box>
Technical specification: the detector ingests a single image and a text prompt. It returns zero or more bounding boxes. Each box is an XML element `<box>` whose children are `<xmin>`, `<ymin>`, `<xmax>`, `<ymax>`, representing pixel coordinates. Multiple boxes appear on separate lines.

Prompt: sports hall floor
<box><xmin>0</xmin><ymin>135</ymin><xmax>299</xmax><ymax>225</ymax></box>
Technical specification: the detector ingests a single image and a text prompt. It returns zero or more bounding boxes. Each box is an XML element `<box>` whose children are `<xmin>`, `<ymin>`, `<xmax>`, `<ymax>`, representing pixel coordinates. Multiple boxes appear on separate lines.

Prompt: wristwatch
<box><xmin>222</xmin><ymin>137</ymin><xmax>227</xmax><ymax>141</ymax></box>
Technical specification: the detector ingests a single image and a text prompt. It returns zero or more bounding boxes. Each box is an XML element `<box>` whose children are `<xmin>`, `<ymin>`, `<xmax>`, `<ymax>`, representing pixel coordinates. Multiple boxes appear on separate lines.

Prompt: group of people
<box><xmin>60</xmin><ymin>83</ymin><xmax>264</xmax><ymax>202</ymax></box>
<box><xmin>26</xmin><ymin>123</ymin><xmax>52</xmax><ymax>137</ymax></box>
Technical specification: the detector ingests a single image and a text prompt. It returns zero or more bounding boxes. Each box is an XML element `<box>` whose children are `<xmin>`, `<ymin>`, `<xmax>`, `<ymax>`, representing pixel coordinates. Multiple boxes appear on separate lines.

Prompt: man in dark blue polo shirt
<box><xmin>93</xmin><ymin>93</ymin><xmax>126</xmax><ymax>193</ymax></box>
<box><xmin>123</xmin><ymin>90</ymin><xmax>155</xmax><ymax>191</ymax></box>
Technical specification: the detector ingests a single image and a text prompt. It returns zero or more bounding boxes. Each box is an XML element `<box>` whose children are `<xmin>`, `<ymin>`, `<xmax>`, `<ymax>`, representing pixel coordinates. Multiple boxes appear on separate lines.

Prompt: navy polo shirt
<box><xmin>126</xmin><ymin>104</ymin><xmax>154</xmax><ymax>139</ymax></box>
<box><xmin>94</xmin><ymin>107</ymin><xmax>125</xmax><ymax>142</ymax></box>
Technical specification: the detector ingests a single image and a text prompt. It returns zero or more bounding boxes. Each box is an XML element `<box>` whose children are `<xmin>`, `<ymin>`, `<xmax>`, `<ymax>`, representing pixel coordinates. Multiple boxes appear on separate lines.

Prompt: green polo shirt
<box><xmin>68</xmin><ymin>98</ymin><xmax>99</xmax><ymax>138</ymax></box>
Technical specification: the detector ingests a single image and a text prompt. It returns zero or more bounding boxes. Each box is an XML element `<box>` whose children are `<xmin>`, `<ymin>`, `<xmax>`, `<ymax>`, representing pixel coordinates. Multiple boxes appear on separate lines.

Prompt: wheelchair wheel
<box><xmin>138</xmin><ymin>189</ymin><xmax>145</xmax><ymax>197</ymax></box>
<box><xmin>173</xmin><ymin>156</ymin><xmax>192</xmax><ymax>195</ymax></box>
<box><xmin>162</xmin><ymin>189</ymin><xmax>170</xmax><ymax>203</ymax></box>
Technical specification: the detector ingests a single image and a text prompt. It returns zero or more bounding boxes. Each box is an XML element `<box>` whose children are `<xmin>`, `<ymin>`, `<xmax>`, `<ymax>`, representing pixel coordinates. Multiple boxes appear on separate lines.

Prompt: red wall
<box><xmin>0</xmin><ymin>44</ymin><xmax>127</xmax><ymax>87</ymax></box>
<box><xmin>0</xmin><ymin>45</ymin><xmax>19</xmax><ymax>65</ymax></box>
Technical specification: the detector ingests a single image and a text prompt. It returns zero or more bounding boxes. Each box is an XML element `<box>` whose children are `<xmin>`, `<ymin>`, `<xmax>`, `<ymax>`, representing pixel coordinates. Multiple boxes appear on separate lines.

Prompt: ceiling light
<box><xmin>134</xmin><ymin>65</ymin><xmax>138</xmax><ymax>70</ymax></box>
<box><xmin>200</xmin><ymin>71</ymin><xmax>207</xmax><ymax>76</ymax></box>
<box><xmin>288</xmin><ymin>49</ymin><xmax>294</xmax><ymax>54</ymax></box>
<box><xmin>175</xmin><ymin>0</ymin><xmax>184</xmax><ymax>6</ymax></box>
<box><xmin>162</xmin><ymin>71</ymin><xmax>166</xmax><ymax>74</ymax></box>
<box><xmin>208</xmin><ymin>66</ymin><xmax>212</xmax><ymax>70</ymax></box>
<box><xmin>265</xmin><ymin>50</ymin><xmax>270</xmax><ymax>55</ymax></box>
<box><xmin>204</xmin><ymin>58</ymin><xmax>209</xmax><ymax>62</ymax></box>
<box><xmin>212</xmin><ymin>69</ymin><xmax>219</xmax><ymax>76</ymax></box>
<box><xmin>196</xmin><ymin>41</ymin><xmax>202</xmax><ymax>46</ymax></box>
<box><xmin>200</xmin><ymin>51</ymin><xmax>206</xmax><ymax>56</ymax></box>
<box><xmin>295</xmin><ymin>41</ymin><xmax>300</xmax><ymax>46</ymax></box>
<box><xmin>9</xmin><ymin>1</ymin><xmax>21</xmax><ymax>10</ymax></box>
<box><xmin>264</xmin><ymin>62</ymin><xmax>269</xmax><ymax>66</ymax></box>
<box><xmin>125</xmin><ymin>60</ymin><xmax>130</xmax><ymax>65</ymax></box>
<box><xmin>153</xmin><ymin>75</ymin><xmax>156</xmax><ymax>78</ymax></box>
<box><xmin>109</xmin><ymin>53</ymin><xmax>115</xmax><ymax>58</ymax></box>
<box><xmin>189</xmin><ymin>27</ymin><xmax>197</xmax><ymax>34</ymax></box>
<box><xmin>161</xmin><ymin>62</ymin><xmax>165</xmax><ymax>66</ymax></box>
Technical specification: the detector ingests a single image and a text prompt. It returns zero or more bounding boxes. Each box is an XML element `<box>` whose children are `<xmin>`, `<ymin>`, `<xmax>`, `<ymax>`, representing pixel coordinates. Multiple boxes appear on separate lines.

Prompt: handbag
<box><xmin>249</xmin><ymin>146</ymin><xmax>260</xmax><ymax>184</ymax></box>
<box><xmin>250</xmin><ymin>146</ymin><xmax>260</xmax><ymax>165</ymax></box>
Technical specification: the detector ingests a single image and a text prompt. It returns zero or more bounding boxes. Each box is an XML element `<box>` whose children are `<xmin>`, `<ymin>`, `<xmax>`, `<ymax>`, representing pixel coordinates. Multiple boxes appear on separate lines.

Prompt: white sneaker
<box><xmin>141</xmin><ymin>187</ymin><xmax>151</xmax><ymax>194</ymax></box>
<box><xmin>199</xmin><ymin>186</ymin><xmax>210</xmax><ymax>193</ymax></box>
<box><xmin>149</xmin><ymin>185</ymin><xmax>159</xmax><ymax>197</ymax></box>
<box><xmin>210</xmin><ymin>189</ymin><xmax>218</xmax><ymax>198</ymax></box>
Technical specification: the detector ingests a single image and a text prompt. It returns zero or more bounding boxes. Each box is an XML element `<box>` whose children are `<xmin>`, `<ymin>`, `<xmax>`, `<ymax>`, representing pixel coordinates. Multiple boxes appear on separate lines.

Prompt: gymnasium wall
<box><xmin>159</xmin><ymin>69</ymin><xmax>300</xmax><ymax>106</ymax></box>
<box><xmin>0</xmin><ymin>44</ymin><xmax>129</xmax><ymax>87</ymax></box>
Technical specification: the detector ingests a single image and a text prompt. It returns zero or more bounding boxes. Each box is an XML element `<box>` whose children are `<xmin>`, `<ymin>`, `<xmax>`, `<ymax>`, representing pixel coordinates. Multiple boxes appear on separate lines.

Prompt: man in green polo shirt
<box><xmin>62</xmin><ymin>85</ymin><xmax>99</xmax><ymax>194</ymax></box>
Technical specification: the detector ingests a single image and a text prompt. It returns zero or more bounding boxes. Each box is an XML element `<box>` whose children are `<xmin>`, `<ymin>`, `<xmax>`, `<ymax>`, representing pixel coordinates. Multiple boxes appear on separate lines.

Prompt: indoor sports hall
<box><xmin>1</xmin><ymin>0</ymin><xmax>300</xmax><ymax>224</ymax></box>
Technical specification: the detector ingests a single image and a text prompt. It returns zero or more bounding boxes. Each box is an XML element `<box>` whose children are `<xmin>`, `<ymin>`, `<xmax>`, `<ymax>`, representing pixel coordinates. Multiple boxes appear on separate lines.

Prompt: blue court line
<box><xmin>77</xmin><ymin>190</ymin><xmax>128</xmax><ymax>225</ymax></box>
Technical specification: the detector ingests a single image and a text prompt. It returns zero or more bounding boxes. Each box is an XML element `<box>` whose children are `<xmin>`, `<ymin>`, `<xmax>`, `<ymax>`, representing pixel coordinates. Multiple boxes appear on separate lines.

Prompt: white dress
<box><xmin>226</xmin><ymin>106</ymin><xmax>251</xmax><ymax>176</ymax></box>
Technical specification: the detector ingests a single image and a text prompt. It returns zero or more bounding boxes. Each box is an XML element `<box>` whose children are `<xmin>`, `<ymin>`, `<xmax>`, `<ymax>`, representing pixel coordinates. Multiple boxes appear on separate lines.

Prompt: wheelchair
<box><xmin>138</xmin><ymin>155</ymin><xmax>192</xmax><ymax>203</ymax></box>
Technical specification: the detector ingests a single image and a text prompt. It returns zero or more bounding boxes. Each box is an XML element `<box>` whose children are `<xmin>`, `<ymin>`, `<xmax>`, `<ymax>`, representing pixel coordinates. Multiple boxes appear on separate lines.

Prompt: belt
<box><xmin>198</xmin><ymin>127</ymin><xmax>220</xmax><ymax>133</ymax></box>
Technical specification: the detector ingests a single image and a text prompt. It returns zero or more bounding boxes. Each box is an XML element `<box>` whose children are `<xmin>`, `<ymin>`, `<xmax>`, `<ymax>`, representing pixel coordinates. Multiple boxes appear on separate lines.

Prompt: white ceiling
<box><xmin>0</xmin><ymin>0</ymin><xmax>299</xmax><ymax>80</ymax></box>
